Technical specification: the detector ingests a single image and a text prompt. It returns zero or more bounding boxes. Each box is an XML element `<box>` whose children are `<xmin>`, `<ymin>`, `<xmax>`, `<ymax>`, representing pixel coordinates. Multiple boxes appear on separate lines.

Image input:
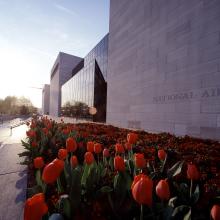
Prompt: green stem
<box><xmin>57</xmin><ymin>177</ymin><xmax>63</xmax><ymax>194</ymax></box>
<box><xmin>140</xmin><ymin>204</ymin><xmax>144</xmax><ymax>220</ymax></box>
<box><xmin>190</xmin><ymin>179</ymin><xmax>193</xmax><ymax>199</ymax></box>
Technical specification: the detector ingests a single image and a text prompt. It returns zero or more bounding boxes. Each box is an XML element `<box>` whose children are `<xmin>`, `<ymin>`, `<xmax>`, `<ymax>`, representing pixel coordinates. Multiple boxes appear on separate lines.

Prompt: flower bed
<box><xmin>20</xmin><ymin>117</ymin><xmax>220</xmax><ymax>220</ymax></box>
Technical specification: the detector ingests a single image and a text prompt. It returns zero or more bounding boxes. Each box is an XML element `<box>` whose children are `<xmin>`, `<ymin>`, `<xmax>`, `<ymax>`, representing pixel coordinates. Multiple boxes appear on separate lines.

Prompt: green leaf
<box><xmin>167</xmin><ymin>161</ymin><xmax>184</xmax><ymax>179</ymax></box>
<box><xmin>69</xmin><ymin>168</ymin><xmax>81</xmax><ymax>209</ymax></box>
<box><xmin>183</xmin><ymin>208</ymin><xmax>191</xmax><ymax>220</ymax></box>
<box><xmin>192</xmin><ymin>185</ymin><xmax>199</xmax><ymax>204</ymax></box>
<box><xmin>124</xmin><ymin>171</ymin><xmax>132</xmax><ymax>190</ymax></box>
<box><xmin>168</xmin><ymin>196</ymin><xmax>178</xmax><ymax>208</ymax></box>
<box><xmin>98</xmin><ymin>186</ymin><xmax>113</xmax><ymax>194</ymax></box>
<box><xmin>85</xmin><ymin>165</ymin><xmax>97</xmax><ymax>191</ymax></box>
<box><xmin>27</xmin><ymin>185</ymin><xmax>43</xmax><ymax>198</ymax></box>
<box><xmin>64</xmin><ymin>159</ymin><xmax>71</xmax><ymax>184</ymax></box>
<box><xmin>58</xmin><ymin>196</ymin><xmax>71</xmax><ymax>219</ymax></box>
<box><xmin>109</xmin><ymin>157</ymin><xmax>114</xmax><ymax>171</ymax></box>
<box><xmin>18</xmin><ymin>151</ymin><xmax>31</xmax><ymax>157</ymax></box>
<box><xmin>160</xmin><ymin>154</ymin><xmax>167</xmax><ymax>173</ymax></box>
<box><xmin>21</xmin><ymin>140</ymin><xmax>31</xmax><ymax>150</ymax></box>
<box><xmin>163</xmin><ymin>206</ymin><xmax>174</xmax><ymax>220</ymax></box>
<box><xmin>81</xmin><ymin>164</ymin><xmax>90</xmax><ymax>186</ymax></box>
<box><xmin>172</xmin><ymin>205</ymin><xmax>191</xmax><ymax>220</ymax></box>
<box><xmin>113</xmin><ymin>172</ymin><xmax>130</xmax><ymax>208</ymax></box>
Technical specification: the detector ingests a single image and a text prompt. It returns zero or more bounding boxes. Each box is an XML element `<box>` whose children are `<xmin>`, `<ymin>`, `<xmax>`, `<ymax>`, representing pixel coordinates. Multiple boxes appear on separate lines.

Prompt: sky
<box><xmin>0</xmin><ymin>0</ymin><xmax>109</xmax><ymax>108</ymax></box>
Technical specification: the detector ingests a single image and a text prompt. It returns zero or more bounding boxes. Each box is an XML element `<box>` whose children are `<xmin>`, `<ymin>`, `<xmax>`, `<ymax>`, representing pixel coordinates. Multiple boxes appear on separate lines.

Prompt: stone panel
<box><xmin>107</xmin><ymin>0</ymin><xmax>220</xmax><ymax>140</ymax></box>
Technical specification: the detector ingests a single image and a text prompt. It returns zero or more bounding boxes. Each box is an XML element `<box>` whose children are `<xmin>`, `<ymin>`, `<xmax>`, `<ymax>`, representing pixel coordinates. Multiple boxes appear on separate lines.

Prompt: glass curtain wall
<box><xmin>61</xmin><ymin>34</ymin><xmax>108</xmax><ymax>121</ymax></box>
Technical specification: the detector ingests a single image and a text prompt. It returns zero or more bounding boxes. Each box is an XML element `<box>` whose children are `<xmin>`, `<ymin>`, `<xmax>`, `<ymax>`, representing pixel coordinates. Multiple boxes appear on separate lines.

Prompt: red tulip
<box><xmin>115</xmin><ymin>143</ymin><xmax>124</xmax><ymax>154</ymax></box>
<box><xmin>127</xmin><ymin>133</ymin><xmax>138</xmax><ymax>144</ymax></box>
<box><xmin>24</xmin><ymin>193</ymin><xmax>48</xmax><ymax>220</ymax></box>
<box><xmin>31</xmin><ymin>141</ymin><xmax>38</xmax><ymax>148</ymax></box>
<box><xmin>114</xmin><ymin>156</ymin><xmax>125</xmax><ymax>172</ymax></box>
<box><xmin>187</xmin><ymin>163</ymin><xmax>200</xmax><ymax>180</ymax></box>
<box><xmin>34</xmin><ymin>157</ymin><xmax>44</xmax><ymax>169</ymax></box>
<box><xmin>125</xmin><ymin>143</ymin><xmax>132</xmax><ymax>151</ymax></box>
<box><xmin>87</xmin><ymin>141</ymin><xmax>94</xmax><ymax>152</ymax></box>
<box><xmin>134</xmin><ymin>153</ymin><xmax>146</xmax><ymax>169</ymax></box>
<box><xmin>131</xmin><ymin>174</ymin><xmax>153</xmax><ymax>206</ymax></box>
<box><xmin>84</xmin><ymin>152</ymin><xmax>94</xmax><ymax>165</ymax></box>
<box><xmin>66</xmin><ymin>137</ymin><xmax>77</xmax><ymax>152</ymax></box>
<box><xmin>26</xmin><ymin>130</ymin><xmax>36</xmax><ymax>138</ymax></box>
<box><xmin>71</xmin><ymin>155</ymin><xmax>78</xmax><ymax>168</ymax></box>
<box><xmin>103</xmin><ymin>148</ymin><xmax>110</xmax><ymax>157</ymax></box>
<box><xmin>211</xmin><ymin>205</ymin><xmax>220</xmax><ymax>220</ymax></box>
<box><xmin>58</xmin><ymin>148</ymin><xmax>68</xmax><ymax>160</ymax></box>
<box><xmin>156</xmin><ymin>179</ymin><xmax>170</xmax><ymax>201</ymax></box>
<box><xmin>43</xmin><ymin>128</ymin><xmax>48</xmax><ymax>135</ymax></box>
<box><xmin>94</xmin><ymin>143</ymin><xmax>102</xmax><ymax>154</ymax></box>
<box><xmin>158</xmin><ymin>149</ymin><xmax>167</xmax><ymax>161</ymax></box>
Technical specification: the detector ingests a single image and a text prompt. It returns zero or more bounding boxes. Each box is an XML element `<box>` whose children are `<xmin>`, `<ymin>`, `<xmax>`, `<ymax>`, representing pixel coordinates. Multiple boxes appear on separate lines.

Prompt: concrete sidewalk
<box><xmin>0</xmin><ymin>125</ymin><xmax>27</xmax><ymax>220</ymax></box>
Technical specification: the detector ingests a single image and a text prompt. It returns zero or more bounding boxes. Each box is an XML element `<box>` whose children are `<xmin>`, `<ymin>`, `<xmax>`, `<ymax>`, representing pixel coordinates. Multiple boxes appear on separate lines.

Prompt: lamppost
<box><xmin>89</xmin><ymin>106</ymin><xmax>97</xmax><ymax>122</ymax></box>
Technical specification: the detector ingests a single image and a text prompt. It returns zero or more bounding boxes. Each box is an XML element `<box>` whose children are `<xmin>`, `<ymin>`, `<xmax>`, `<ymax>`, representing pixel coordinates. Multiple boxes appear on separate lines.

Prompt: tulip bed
<box><xmin>20</xmin><ymin>117</ymin><xmax>220</xmax><ymax>220</ymax></box>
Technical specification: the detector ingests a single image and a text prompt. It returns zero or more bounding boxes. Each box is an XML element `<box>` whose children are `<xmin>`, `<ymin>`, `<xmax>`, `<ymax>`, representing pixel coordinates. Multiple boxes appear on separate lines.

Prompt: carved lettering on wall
<box><xmin>153</xmin><ymin>88</ymin><xmax>220</xmax><ymax>103</ymax></box>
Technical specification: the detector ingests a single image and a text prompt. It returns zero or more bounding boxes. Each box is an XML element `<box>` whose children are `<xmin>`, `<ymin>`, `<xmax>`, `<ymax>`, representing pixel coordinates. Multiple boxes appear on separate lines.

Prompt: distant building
<box><xmin>42</xmin><ymin>84</ymin><xmax>50</xmax><ymax>115</ymax></box>
<box><xmin>49</xmin><ymin>52</ymin><xmax>82</xmax><ymax>116</ymax></box>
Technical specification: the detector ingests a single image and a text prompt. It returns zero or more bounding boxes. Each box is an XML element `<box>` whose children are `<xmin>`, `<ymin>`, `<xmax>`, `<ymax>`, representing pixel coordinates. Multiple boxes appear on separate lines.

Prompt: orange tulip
<box><xmin>158</xmin><ymin>149</ymin><xmax>167</xmax><ymax>161</ymax></box>
<box><xmin>84</xmin><ymin>152</ymin><xmax>94</xmax><ymax>165</ymax></box>
<box><xmin>211</xmin><ymin>205</ymin><xmax>220</xmax><ymax>220</ymax></box>
<box><xmin>187</xmin><ymin>163</ymin><xmax>200</xmax><ymax>180</ymax></box>
<box><xmin>127</xmin><ymin>133</ymin><xmax>138</xmax><ymax>144</ymax></box>
<box><xmin>87</xmin><ymin>141</ymin><xmax>94</xmax><ymax>152</ymax></box>
<box><xmin>71</xmin><ymin>155</ymin><xmax>78</xmax><ymax>168</ymax></box>
<box><xmin>94</xmin><ymin>143</ymin><xmax>102</xmax><ymax>154</ymax></box>
<box><xmin>115</xmin><ymin>143</ymin><xmax>124</xmax><ymax>154</ymax></box>
<box><xmin>34</xmin><ymin>157</ymin><xmax>44</xmax><ymax>169</ymax></box>
<box><xmin>66</xmin><ymin>137</ymin><xmax>77</xmax><ymax>152</ymax></box>
<box><xmin>156</xmin><ymin>179</ymin><xmax>170</xmax><ymax>201</ymax></box>
<box><xmin>52</xmin><ymin>158</ymin><xmax>65</xmax><ymax>173</ymax></box>
<box><xmin>103</xmin><ymin>148</ymin><xmax>110</xmax><ymax>157</ymax></box>
<box><xmin>58</xmin><ymin>148</ymin><xmax>68</xmax><ymax>160</ymax></box>
<box><xmin>131</xmin><ymin>174</ymin><xmax>146</xmax><ymax>190</ymax></box>
<box><xmin>42</xmin><ymin>159</ymin><xmax>64</xmax><ymax>184</ymax></box>
<box><xmin>131</xmin><ymin>174</ymin><xmax>153</xmax><ymax>206</ymax></box>
<box><xmin>114</xmin><ymin>156</ymin><xmax>125</xmax><ymax>172</ymax></box>
<box><xmin>134</xmin><ymin>153</ymin><xmax>146</xmax><ymax>169</ymax></box>
<box><xmin>24</xmin><ymin>193</ymin><xmax>48</xmax><ymax>220</ymax></box>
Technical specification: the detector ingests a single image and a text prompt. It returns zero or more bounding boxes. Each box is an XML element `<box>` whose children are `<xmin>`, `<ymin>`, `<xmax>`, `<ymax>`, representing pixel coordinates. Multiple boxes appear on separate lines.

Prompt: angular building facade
<box><xmin>107</xmin><ymin>0</ymin><xmax>220</xmax><ymax>139</ymax></box>
<box><xmin>61</xmin><ymin>34</ymin><xmax>108</xmax><ymax>122</ymax></box>
<box><xmin>42</xmin><ymin>84</ymin><xmax>50</xmax><ymax>115</ymax></box>
<box><xmin>49</xmin><ymin>52</ymin><xmax>82</xmax><ymax>116</ymax></box>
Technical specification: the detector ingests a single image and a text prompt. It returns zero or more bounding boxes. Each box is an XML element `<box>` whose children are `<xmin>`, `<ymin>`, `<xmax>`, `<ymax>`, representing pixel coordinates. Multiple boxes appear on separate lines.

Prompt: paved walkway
<box><xmin>0</xmin><ymin>124</ymin><xmax>27</xmax><ymax>220</ymax></box>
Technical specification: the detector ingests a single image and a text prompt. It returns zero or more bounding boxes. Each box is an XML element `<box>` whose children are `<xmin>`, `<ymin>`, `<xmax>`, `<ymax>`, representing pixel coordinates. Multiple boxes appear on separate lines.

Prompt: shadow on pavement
<box><xmin>15</xmin><ymin>170</ymin><xmax>27</xmax><ymax>204</ymax></box>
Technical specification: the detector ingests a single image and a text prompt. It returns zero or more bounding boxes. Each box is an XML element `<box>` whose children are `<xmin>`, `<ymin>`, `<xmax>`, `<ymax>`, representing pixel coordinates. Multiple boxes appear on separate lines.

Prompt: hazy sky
<box><xmin>0</xmin><ymin>0</ymin><xmax>109</xmax><ymax>107</ymax></box>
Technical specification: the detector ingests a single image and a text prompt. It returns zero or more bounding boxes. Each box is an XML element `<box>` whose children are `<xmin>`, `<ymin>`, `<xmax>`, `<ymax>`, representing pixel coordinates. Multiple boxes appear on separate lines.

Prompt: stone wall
<box><xmin>107</xmin><ymin>0</ymin><xmax>220</xmax><ymax>139</ymax></box>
